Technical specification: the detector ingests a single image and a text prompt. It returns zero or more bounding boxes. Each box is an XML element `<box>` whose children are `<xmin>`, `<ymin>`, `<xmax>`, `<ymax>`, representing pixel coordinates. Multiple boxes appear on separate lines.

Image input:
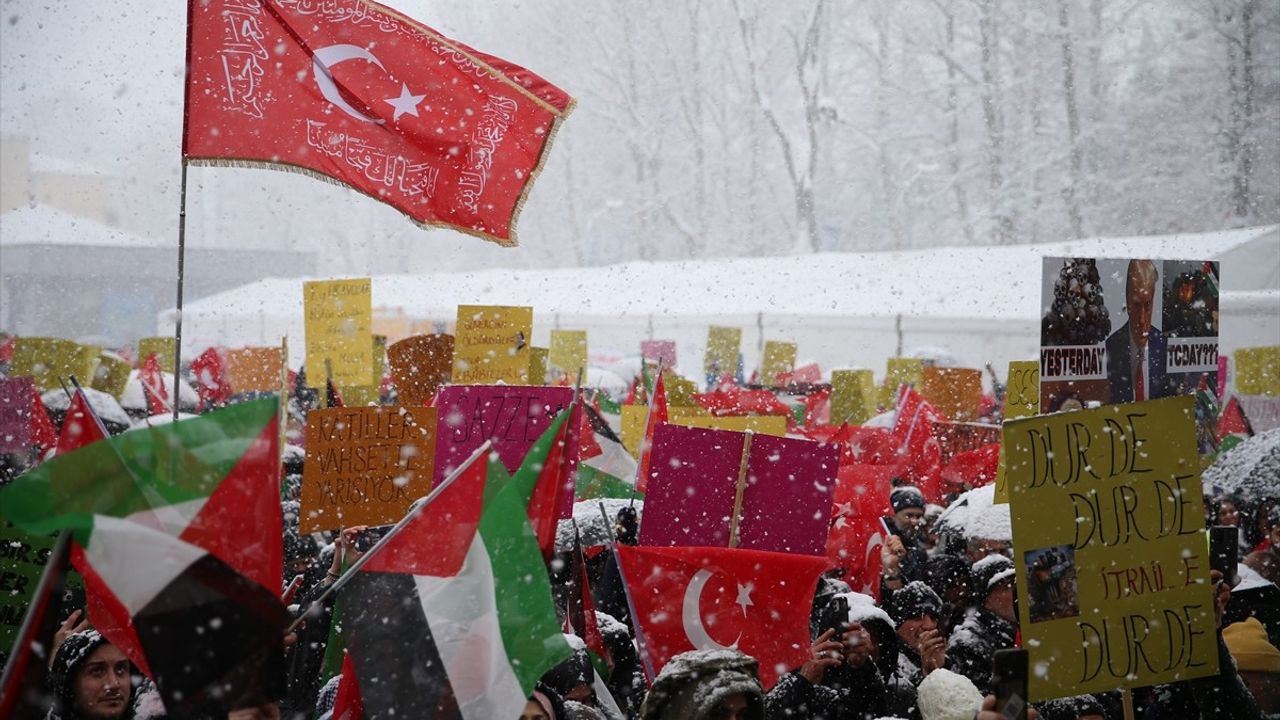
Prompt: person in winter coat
<box><xmin>46</xmin><ymin>630</ymin><xmax>134</xmax><ymax>720</ymax></box>
<box><xmin>888</xmin><ymin>581</ymin><xmax>948</xmax><ymax>686</ymax></box>
<box><xmin>766</xmin><ymin>591</ymin><xmax>898</xmax><ymax>720</ymax></box>
<box><xmin>945</xmin><ymin>554</ymin><xmax>1018</xmax><ymax>695</ymax></box>
<box><xmin>1223</xmin><ymin>617</ymin><xmax>1280</xmax><ymax>714</ymax></box>
<box><xmin>638</xmin><ymin>649</ymin><xmax>764</xmax><ymax>720</ymax></box>
<box><xmin>524</xmin><ymin>683</ymin><xmax>569</xmax><ymax>720</ymax></box>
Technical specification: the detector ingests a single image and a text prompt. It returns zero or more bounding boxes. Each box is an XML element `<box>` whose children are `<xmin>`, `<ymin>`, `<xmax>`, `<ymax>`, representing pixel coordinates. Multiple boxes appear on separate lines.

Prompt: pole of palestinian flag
<box><xmin>170</xmin><ymin>0</ymin><xmax>197</xmax><ymax>423</ymax></box>
<box><xmin>287</xmin><ymin>439</ymin><xmax>495</xmax><ymax>633</ymax></box>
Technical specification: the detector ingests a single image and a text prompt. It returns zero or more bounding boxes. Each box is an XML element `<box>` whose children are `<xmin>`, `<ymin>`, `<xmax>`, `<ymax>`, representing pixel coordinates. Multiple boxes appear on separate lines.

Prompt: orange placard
<box><xmin>226</xmin><ymin>347</ymin><xmax>284</xmax><ymax>393</ymax></box>
<box><xmin>388</xmin><ymin>334</ymin><xmax>454</xmax><ymax>407</ymax></box>
<box><xmin>920</xmin><ymin>367</ymin><xmax>983</xmax><ymax>421</ymax></box>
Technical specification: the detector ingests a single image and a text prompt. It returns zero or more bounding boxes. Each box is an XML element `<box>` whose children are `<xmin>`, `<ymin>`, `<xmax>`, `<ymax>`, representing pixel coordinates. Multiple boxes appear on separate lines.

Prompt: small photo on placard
<box><xmin>1024</xmin><ymin>545</ymin><xmax>1079</xmax><ymax>624</ymax></box>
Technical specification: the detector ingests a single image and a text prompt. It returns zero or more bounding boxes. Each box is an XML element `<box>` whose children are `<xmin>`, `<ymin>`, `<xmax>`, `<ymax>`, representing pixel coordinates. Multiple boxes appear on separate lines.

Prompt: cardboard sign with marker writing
<box><xmin>387</xmin><ymin>334</ymin><xmax>454</xmax><ymax>407</ymax></box>
<box><xmin>761</xmin><ymin>341</ymin><xmax>797</xmax><ymax>385</ymax></box>
<box><xmin>1004</xmin><ymin>361</ymin><xmax>1040</xmax><ymax>420</ymax></box>
<box><xmin>640</xmin><ymin>424</ymin><xmax>837</xmax><ymax>555</ymax></box>
<box><xmin>10</xmin><ymin>337</ymin><xmax>98</xmax><ymax>392</ymax></box>
<box><xmin>920</xmin><ymin>367</ymin><xmax>983</xmax><ymax>421</ymax></box>
<box><xmin>137</xmin><ymin>337</ymin><xmax>177</xmax><ymax>372</ymax></box>
<box><xmin>341</xmin><ymin>336</ymin><xmax>387</xmax><ymax>406</ymax></box>
<box><xmin>451</xmin><ymin>305</ymin><xmax>533</xmax><ymax>385</ymax></box>
<box><xmin>620</xmin><ymin>404</ymin><xmax>649</xmax><ymax>457</ymax></box>
<box><xmin>300</xmin><ymin>405</ymin><xmax>436</xmax><ymax>532</ymax></box>
<box><xmin>226</xmin><ymin>347</ymin><xmax>284</xmax><ymax>393</ymax></box>
<box><xmin>704</xmin><ymin>326</ymin><xmax>741</xmax><ymax>376</ymax></box>
<box><xmin>303</xmin><ymin>278</ymin><xmax>373</xmax><ymax>388</ymax></box>
<box><xmin>549</xmin><ymin>330</ymin><xmax>588</xmax><ymax>379</ymax></box>
<box><xmin>1005</xmin><ymin>396</ymin><xmax>1217</xmax><ymax>700</ymax></box>
<box><xmin>641</xmin><ymin>340</ymin><xmax>676</xmax><ymax>367</ymax></box>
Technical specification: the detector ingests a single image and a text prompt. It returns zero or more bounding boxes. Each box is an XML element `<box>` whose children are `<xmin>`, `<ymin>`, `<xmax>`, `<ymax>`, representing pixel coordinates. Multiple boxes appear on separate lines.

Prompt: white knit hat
<box><xmin>917</xmin><ymin>668</ymin><xmax>984</xmax><ymax>720</ymax></box>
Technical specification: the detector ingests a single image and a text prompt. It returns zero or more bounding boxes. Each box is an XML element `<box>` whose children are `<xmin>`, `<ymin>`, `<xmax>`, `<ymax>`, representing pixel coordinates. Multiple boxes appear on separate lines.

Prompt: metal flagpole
<box><xmin>172</xmin><ymin>0</ymin><xmax>197</xmax><ymax>423</ymax></box>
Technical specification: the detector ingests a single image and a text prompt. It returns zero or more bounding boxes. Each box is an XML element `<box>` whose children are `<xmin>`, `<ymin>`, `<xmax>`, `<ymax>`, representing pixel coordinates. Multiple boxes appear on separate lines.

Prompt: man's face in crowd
<box><xmin>73</xmin><ymin>644</ymin><xmax>131</xmax><ymax>720</ymax></box>
<box><xmin>893</xmin><ymin>507</ymin><xmax>925</xmax><ymax>538</ymax></box>
<box><xmin>965</xmin><ymin>538</ymin><xmax>1010</xmax><ymax>564</ymax></box>
<box><xmin>986</xmin><ymin>583</ymin><xmax>1017</xmax><ymax>624</ymax></box>
<box><xmin>897</xmin><ymin>613</ymin><xmax>938</xmax><ymax>649</ymax></box>
<box><xmin>1126</xmin><ymin>271</ymin><xmax>1156</xmax><ymax>349</ymax></box>
<box><xmin>710</xmin><ymin>692</ymin><xmax>751</xmax><ymax>720</ymax></box>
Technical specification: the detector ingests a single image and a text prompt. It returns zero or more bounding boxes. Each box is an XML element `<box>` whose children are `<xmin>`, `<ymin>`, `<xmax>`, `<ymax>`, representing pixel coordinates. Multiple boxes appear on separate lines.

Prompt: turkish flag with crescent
<box><xmin>184</xmin><ymin>0</ymin><xmax>573</xmax><ymax>245</ymax></box>
<box><xmin>616</xmin><ymin>544</ymin><xmax>827</xmax><ymax>689</ymax></box>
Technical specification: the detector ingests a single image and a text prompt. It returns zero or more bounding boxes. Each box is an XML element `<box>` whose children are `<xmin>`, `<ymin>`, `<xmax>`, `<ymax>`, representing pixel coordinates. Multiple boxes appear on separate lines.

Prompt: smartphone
<box><xmin>1209</xmin><ymin>525</ymin><xmax>1240</xmax><ymax>588</ymax></box>
<box><xmin>992</xmin><ymin>648</ymin><xmax>1029</xmax><ymax>720</ymax></box>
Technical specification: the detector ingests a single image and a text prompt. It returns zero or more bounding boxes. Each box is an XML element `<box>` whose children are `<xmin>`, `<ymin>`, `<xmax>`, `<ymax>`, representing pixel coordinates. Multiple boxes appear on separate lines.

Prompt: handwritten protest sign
<box><xmin>640</xmin><ymin>425</ymin><xmax>837</xmax><ymax>555</ymax></box>
<box><xmin>667</xmin><ymin>409</ymin><xmax>787</xmax><ymax>437</ymax></box>
<box><xmin>641</xmin><ymin>340</ymin><xmax>676</xmax><ymax>367</ymax></box>
<box><xmin>921</xmin><ymin>367</ymin><xmax>983</xmax><ymax>421</ymax></box>
<box><xmin>10</xmin><ymin>337</ymin><xmax>98</xmax><ymax>392</ymax></box>
<box><xmin>1005</xmin><ymin>396</ymin><xmax>1217</xmax><ymax>700</ymax></box>
<box><xmin>1039</xmin><ymin>258</ymin><xmax>1219</xmax><ymax>412</ymax></box>
<box><xmin>434</xmin><ymin>385</ymin><xmax>577</xmax><ymax>497</ymax></box>
<box><xmin>0</xmin><ymin>521</ymin><xmax>59</xmax><ymax>666</ymax></box>
<box><xmin>1235</xmin><ymin>346</ymin><xmax>1280</xmax><ymax>396</ymax></box>
<box><xmin>831</xmin><ymin>369</ymin><xmax>875</xmax><ymax>425</ymax></box>
<box><xmin>226</xmin><ymin>347</ymin><xmax>284</xmax><ymax>393</ymax></box>
<box><xmin>91</xmin><ymin>352</ymin><xmax>132</xmax><ymax>399</ymax></box>
<box><xmin>549</xmin><ymin>330</ymin><xmax>588</xmax><ymax>379</ymax></box>
<box><xmin>1005</xmin><ymin>361</ymin><xmax>1040</xmax><ymax>420</ymax></box>
<box><xmin>137</xmin><ymin>337</ymin><xmax>177</xmax><ymax>371</ymax></box>
<box><xmin>528</xmin><ymin>347</ymin><xmax>549</xmax><ymax>385</ymax></box>
<box><xmin>303</xmin><ymin>278</ymin><xmax>373</xmax><ymax>388</ymax></box>
<box><xmin>387</xmin><ymin>334</ymin><xmax>454</xmax><ymax>407</ymax></box>
<box><xmin>704</xmin><ymin>326</ymin><xmax>741</xmax><ymax>376</ymax></box>
<box><xmin>451</xmin><ymin>305</ymin><xmax>532</xmax><ymax>385</ymax></box>
<box><xmin>761</xmin><ymin>341</ymin><xmax>797</xmax><ymax>385</ymax></box>
<box><xmin>341</xmin><ymin>336</ymin><xmax>387</xmax><ymax>407</ymax></box>
<box><xmin>299</xmin><ymin>406</ymin><xmax>436</xmax><ymax>532</ymax></box>
<box><xmin>0</xmin><ymin>377</ymin><xmax>35</xmax><ymax>454</ymax></box>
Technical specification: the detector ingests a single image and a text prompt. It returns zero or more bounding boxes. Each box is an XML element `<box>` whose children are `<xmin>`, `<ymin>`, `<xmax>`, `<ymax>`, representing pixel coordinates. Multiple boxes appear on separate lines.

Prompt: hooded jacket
<box><xmin>639</xmin><ymin>649</ymin><xmax>765</xmax><ymax>720</ymax></box>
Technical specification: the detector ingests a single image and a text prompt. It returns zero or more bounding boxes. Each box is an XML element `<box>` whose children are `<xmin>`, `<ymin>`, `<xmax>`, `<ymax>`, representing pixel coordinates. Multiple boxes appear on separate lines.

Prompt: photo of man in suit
<box><xmin>1106</xmin><ymin>259</ymin><xmax>1167</xmax><ymax>403</ymax></box>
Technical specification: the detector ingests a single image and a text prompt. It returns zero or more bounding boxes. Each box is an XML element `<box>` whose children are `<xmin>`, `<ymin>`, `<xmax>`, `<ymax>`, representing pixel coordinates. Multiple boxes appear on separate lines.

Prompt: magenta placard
<box><xmin>639</xmin><ymin>424</ymin><xmax>838</xmax><ymax>555</ymax></box>
<box><xmin>1218</xmin><ymin>355</ymin><xmax>1229</xmax><ymax>400</ymax></box>
<box><xmin>434</xmin><ymin>385</ymin><xmax>579</xmax><ymax>517</ymax></box>
<box><xmin>641</xmin><ymin>340</ymin><xmax>677</xmax><ymax>368</ymax></box>
<box><xmin>0</xmin><ymin>377</ymin><xmax>35</xmax><ymax>454</ymax></box>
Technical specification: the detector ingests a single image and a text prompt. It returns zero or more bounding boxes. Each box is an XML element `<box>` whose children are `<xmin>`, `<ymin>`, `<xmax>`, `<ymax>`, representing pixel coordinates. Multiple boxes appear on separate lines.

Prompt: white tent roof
<box><xmin>172</xmin><ymin>224</ymin><xmax>1278</xmax><ymax>323</ymax></box>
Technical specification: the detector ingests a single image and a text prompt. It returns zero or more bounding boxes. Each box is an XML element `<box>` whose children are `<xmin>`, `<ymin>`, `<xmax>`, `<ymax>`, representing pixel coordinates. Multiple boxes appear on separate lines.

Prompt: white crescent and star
<box><xmin>312</xmin><ymin>44</ymin><xmax>424</xmax><ymax>124</ymax></box>
<box><xmin>682</xmin><ymin>569</ymin><xmax>752</xmax><ymax>651</ymax></box>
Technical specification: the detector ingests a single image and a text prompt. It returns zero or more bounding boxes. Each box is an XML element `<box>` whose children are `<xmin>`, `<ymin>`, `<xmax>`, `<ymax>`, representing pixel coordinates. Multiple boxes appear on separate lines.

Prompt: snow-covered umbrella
<box><xmin>1202</xmin><ymin>428</ymin><xmax>1280</xmax><ymax>502</ymax></box>
<box><xmin>40</xmin><ymin>387</ymin><xmax>132</xmax><ymax>434</ymax></box>
<box><xmin>556</xmin><ymin>497</ymin><xmax>644</xmax><ymax>550</ymax></box>
<box><xmin>932</xmin><ymin>484</ymin><xmax>1011</xmax><ymax>542</ymax></box>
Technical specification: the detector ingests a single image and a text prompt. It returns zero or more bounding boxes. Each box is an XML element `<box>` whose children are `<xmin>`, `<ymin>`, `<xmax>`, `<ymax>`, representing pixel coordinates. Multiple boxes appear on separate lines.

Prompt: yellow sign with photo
<box><xmin>761</xmin><ymin>341</ymin><xmax>797</xmax><ymax>385</ymax></box>
<box><xmin>549</xmin><ymin>330</ymin><xmax>588</xmax><ymax>379</ymax></box>
<box><xmin>1235</xmin><ymin>345</ymin><xmax>1280</xmax><ymax>396</ymax></box>
<box><xmin>451</xmin><ymin>305</ymin><xmax>533</xmax><ymax>385</ymax></box>
<box><xmin>303</xmin><ymin>278</ymin><xmax>373</xmax><ymax>388</ymax></box>
<box><xmin>1005</xmin><ymin>396</ymin><xmax>1217</xmax><ymax>700</ymax></box>
<box><xmin>704</xmin><ymin>326</ymin><xmax>741</xmax><ymax>376</ymax></box>
<box><xmin>10</xmin><ymin>337</ymin><xmax>98</xmax><ymax>392</ymax></box>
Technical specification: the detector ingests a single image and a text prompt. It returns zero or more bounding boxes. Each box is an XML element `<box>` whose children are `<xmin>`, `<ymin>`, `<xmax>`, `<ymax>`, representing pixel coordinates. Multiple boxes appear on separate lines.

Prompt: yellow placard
<box><xmin>137</xmin><ymin>337</ymin><xmax>177</xmax><ymax>371</ymax></box>
<box><xmin>668</xmin><ymin>409</ymin><xmax>787</xmax><ymax>437</ymax></box>
<box><xmin>91</xmin><ymin>352</ymin><xmax>132</xmax><ymax>399</ymax></box>
<box><xmin>528</xmin><ymin>347</ymin><xmax>549</xmax><ymax>386</ymax></box>
<box><xmin>920</xmin><ymin>366</ymin><xmax>983</xmax><ymax>421</ymax></box>
<box><xmin>761</xmin><ymin>341</ymin><xmax>797</xmax><ymax>385</ymax></box>
<box><xmin>303</xmin><ymin>278</ymin><xmax>373</xmax><ymax>388</ymax></box>
<box><xmin>226</xmin><ymin>347</ymin><xmax>284</xmax><ymax>393</ymax></box>
<box><xmin>704</xmin><ymin>326</ymin><xmax>741</xmax><ymax>376</ymax></box>
<box><xmin>663</xmin><ymin>372</ymin><xmax>698</xmax><ymax>408</ymax></box>
<box><xmin>549</xmin><ymin>330</ymin><xmax>588</xmax><ymax>379</ymax></box>
<box><xmin>9</xmin><ymin>337</ymin><xmax>98</xmax><ymax>392</ymax></box>
<box><xmin>451</xmin><ymin>305</ymin><xmax>533</xmax><ymax>385</ymax></box>
<box><xmin>620</xmin><ymin>404</ymin><xmax>650</xmax><ymax>457</ymax></box>
<box><xmin>831</xmin><ymin>369</ymin><xmax>875</xmax><ymax>425</ymax></box>
<box><xmin>1004</xmin><ymin>361</ymin><xmax>1040</xmax><ymax>420</ymax></box>
<box><xmin>1005</xmin><ymin>396</ymin><xmax>1217</xmax><ymax>700</ymax></box>
<box><xmin>1235</xmin><ymin>346</ymin><xmax>1280</xmax><ymax>396</ymax></box>
<box><xmin>883</xmin><ymin>358</ymin><xmax>925</xmax><ymax>408</ymax></box>
<box><xmin>341</xmin><ymin>336</ymin><xmax>387</xmax><ymax>406</ymax></box>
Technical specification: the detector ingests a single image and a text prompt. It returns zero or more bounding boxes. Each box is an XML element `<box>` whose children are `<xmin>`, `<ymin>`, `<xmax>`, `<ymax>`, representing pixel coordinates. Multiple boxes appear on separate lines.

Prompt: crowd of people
<box><xmin>3</xmin><ymin>368</ymin><xmax>1279</xmax><ymax>720</ymax></box>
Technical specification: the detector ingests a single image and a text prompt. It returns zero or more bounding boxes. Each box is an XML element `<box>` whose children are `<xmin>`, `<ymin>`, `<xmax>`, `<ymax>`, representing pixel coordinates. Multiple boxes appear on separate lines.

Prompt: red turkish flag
<box><xmin>891</xmin><ymin>387</ymin><xmax>944</xmax><ymax>503</ymax></box>
<box><xmin>190</xmin><ymin>347</ymin><xmax>232</xmax><ymax>409</ymax></box>
<box><xmin>184</xmin><ymin>0</ymin><xmax>573</xmax><ymax>245</ymax></box>
<box><xmin>636</xmin><ymin>371</ymin><xmax>667</xmax><ymax>493</ymax></box>
<box><xmin>139</xmin><ymin>353</ymin><xmax>170</xmax><ymax>416</ymax></box>
<box><xmin>616</xmin><ymin>544</ymin><xmax>827</xmax><ymax>688</ymax></box>
<box><xmin>55</xmin><ymin>389</ymin><xmax>109</xmax><ymax>456</ymax></box>
<box><xmin>826</xmin><ymin>463</ymin><xmax>896</xmax><ymax>600</ymax></box>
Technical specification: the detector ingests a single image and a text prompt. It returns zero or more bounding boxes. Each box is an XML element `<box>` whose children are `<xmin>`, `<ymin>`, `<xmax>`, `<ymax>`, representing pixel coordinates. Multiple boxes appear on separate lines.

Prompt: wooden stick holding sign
<box><xmin>727</xmin><ymin>431</ymin><xmax>754</xmax><ymax>549</ymax></box>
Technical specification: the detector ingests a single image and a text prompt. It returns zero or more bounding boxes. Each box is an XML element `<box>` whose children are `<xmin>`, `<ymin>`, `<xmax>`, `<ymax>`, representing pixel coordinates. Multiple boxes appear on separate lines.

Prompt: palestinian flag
<box><xmin>0</xmin><ymin>399</ymin><xmax>290</xmax><ymax>716</ymax></box>
<box><xmin>54</xmin><ymin>386</ymin><xmax>109</xmax><ymax>455</ymax></box>
<box><xmin>576</xmin><ymin>404</ymin><xmax>639</xmax><ymax>500</ymax></box>
<box><xmin>512</xmin><ymin>402</ymin><xmax>578</xmax><ymax>561</ymax></box>
<box><xmin>341</xmin><ymin>452</ymin><xmax>573</xmax><ymax>720</ymax></box>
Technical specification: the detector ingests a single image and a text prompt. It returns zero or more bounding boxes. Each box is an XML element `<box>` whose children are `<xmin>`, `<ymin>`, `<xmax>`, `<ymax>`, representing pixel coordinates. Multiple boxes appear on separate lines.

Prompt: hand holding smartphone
<box><xmin>992</xmin><ymin>648</ymin><xmax>1029</xmax><ymax>720</ymax></box>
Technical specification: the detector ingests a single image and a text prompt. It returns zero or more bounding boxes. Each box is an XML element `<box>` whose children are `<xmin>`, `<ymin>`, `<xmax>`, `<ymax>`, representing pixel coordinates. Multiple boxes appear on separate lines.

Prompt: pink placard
<box><xmin>1217</xmin><ymin>356</ymin><xmax>1229</xmax><ymax>399</ymax></box>
<box><xmin>639</xmin><ymin>424</ymin><xmax>838</xmax><ymax>555</ymax></box>
<box><xmin>0</xmin><ymin>377</ymin><xmax>34</xmax><ymax>454</ymax></box>
<box><xmin>433</xmin><ymin>385</ymin><xmax>579</xmax><ymax>517</ymax></box>
<box><xmin>641</xmin><ymin>340</ymin><xmax>677</xmax><ymax>368</ymax></box>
